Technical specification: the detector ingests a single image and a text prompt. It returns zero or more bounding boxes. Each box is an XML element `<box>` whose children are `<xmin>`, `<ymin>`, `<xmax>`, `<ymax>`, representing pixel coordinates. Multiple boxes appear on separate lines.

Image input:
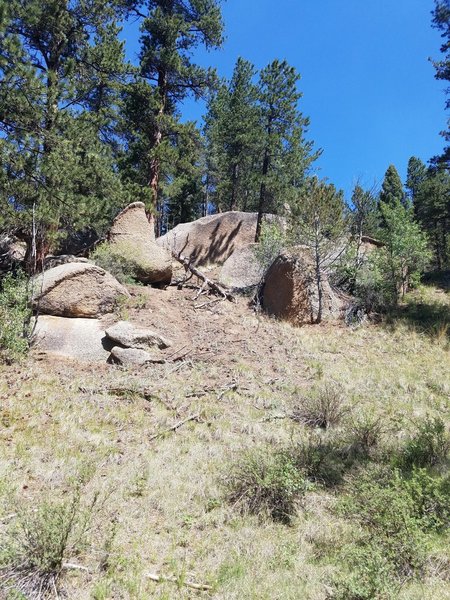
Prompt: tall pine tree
<box><xmin>204</xmin><ymin>57</ymin><xmax>261</xmax><ymax>212</ymax></box>
<box><xmin>255</xmin><ymin>60</ymin><xmax>317</xmax><ymax>241</ymax></box>
<box><xmin>0</xmin><ymin>0</ymin><xmax>128</xmax><ymax>272</ymax></box>
<box><xmin>122</xmin><ymin>0</ymin><xmax>223</xmax><ymax>232</ymax></box>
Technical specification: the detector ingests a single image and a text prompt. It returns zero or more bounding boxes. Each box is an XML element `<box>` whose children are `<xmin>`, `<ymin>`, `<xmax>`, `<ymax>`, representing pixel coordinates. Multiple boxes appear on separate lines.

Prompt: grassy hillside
<box><xmin>0</xmin><ymin>279</ymin><xmax>449</xmax><ymax>599</ymax></box>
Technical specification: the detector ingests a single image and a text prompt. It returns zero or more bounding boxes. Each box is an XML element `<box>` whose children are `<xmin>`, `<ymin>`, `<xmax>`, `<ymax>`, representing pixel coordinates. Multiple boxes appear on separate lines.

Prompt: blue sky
<box><xmin>123</xmin><ymin>0</ymin><xmax>446</xmax><ymax>200</ymax></box>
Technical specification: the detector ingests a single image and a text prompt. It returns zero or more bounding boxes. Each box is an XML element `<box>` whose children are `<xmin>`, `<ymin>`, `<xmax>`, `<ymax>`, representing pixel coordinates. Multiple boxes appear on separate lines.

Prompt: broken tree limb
<box><xmin>145</xmin><ymin>572</ymin><xmax>212</xmax><ymax>591</ymax></box>
<box><xmin>172</xmin><ymin>252</ymin><xmax>235</xmax><ymax>302</ymax></box>
<box><xmin>149</xmin><ymin>413</ymin><xmax>201</xmax><ymax>442</ymax></box>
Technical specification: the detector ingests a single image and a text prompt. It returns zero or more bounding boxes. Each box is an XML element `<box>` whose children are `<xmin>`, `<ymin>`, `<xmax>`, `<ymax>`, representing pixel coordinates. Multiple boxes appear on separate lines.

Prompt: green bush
<box><xmin>0</xmin><ymin>490</ymin><xmax>99</xmax><ymax>598</ymax></box>
<box><xmin>253</xmin><ymin>221</ymin><xmax>286</xmax><ymax>272</ymax></box>
<box><xmin>0</xmin><ymin>271</ymin><xmax>32</xmax><ymax>364</ymax></box>
<box><xmin>226</xmin><ymin>449</ymin><xmax>308</xmax><ymax>524</ymax></box>
<box><xmin>331</xmin><ymin>463</ymin><xmax>450</xmax><ymax>599</ymax></box>
<box><xmin>395</xmin><ymin>416</ymin><xmax>450</xmax><ymax>471</ymax></box>
<box><xmin>91</xmin><ymin>242</ymin><xmax>138</xmax><ymax>285</ymax></box>
<box><xmin>294</xmin><ymin>434</ymin><xmax>351</xmax><ymax>487</ymax></box>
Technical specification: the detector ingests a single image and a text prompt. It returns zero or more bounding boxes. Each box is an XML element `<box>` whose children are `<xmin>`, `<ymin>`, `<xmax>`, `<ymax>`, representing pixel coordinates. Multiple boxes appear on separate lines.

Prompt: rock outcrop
<box><xmin>32</xmin><ymin>316</ymin><xmax>113</xmax><ymax>362</ymax></box>
<box><xmin>108</xmin><ymin>202</ymin><xmax>172</xmax><ymax>285</ymax></box>
<box><xmin>261</xmin><ymin>248</ymin><xmax>346</xmax><ymax>326</ymax></box>
<box><xmin>157</xmin><ymin>212</ymin><xmax>280</xmax><ymax>267</ymax></box>
<box><xmin>105</xmin><ymin>321</ymin><xmax>172</xmax><ymax>351</ymax></box>
<box><xmin>218</xmin><ymin>243</ymin><xmax>265</xmax><ymax>291</ymax></box>
<box><xmin>33</xmin><ymin>263</ymin><xmax>130</xmax><ymax>318</ymax></box>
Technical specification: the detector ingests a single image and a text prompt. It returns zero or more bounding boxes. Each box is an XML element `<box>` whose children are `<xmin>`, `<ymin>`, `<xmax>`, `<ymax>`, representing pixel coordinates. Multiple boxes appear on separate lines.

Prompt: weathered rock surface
<box><xmin>108</xmin><ymin>202</ymin><xmax>172</xmax><ymax>285</ymax></box>
<box><xmin>110</xmin><ymin>346</ymin><xmax>164</xmax><ymax>366</ymax></box>
<box><xmin>105</xmin><ymin>321</ymin><xmax>172</xmax><ymax>350</ymax></box>
<box><xmin>157</xmin><ymin>212</ymin><xmax>281</xmax><ymax>267</ymax></box>
<box><xmin>32</xmin><ymin>316</ymin><xmax>113</xmax><ymax>362</ymax></box>
<box><xmin>33</xmin><ymin>263</ymin><xmax>130</xmax><ymax>318</ymax></box>
<box><xmin>218</xmin><ymin>243</ymin><xmax>265</xmax><ymax>291</ymax></box>
<box><xmin>262</xmin><ymin>248</ymin><xmax>346</xmax><ymax>326</ymax></box>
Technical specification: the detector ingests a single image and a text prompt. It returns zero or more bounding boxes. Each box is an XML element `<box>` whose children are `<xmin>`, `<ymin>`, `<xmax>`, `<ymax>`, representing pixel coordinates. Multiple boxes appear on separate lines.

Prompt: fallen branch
<box><xmin>172</xmin><ymin>252</ymin><xmax>234</xmax><ymax>302</ymax></box>
<box><xmin>149</xmin><ymin>413</ymin><xmax>201</xmax><ymax>442</ymax></box>
<box><xmin>145</xmin><ymin>572</ymin><xmax>212</xmax><ymax>591</ymax></box>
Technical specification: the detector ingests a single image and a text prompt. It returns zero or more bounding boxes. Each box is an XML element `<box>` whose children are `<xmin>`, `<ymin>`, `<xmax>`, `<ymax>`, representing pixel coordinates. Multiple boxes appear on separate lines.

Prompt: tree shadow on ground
<box><xmin>385</xmin><ymin>271</ymin><xmax>450</xmax><ymax>341</ymax></box>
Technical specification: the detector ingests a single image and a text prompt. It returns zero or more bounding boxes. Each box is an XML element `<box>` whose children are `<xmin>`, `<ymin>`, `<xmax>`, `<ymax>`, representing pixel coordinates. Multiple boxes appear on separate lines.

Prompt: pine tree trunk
<box><xmin>149</xmin><ymin>69</ymin><xmax>167</xmax><ymax>236</ymax></box>
<box><xmin>255</xmin><ymin>150</ymin><xmax>270</xmax><ymax>242</ymax></box>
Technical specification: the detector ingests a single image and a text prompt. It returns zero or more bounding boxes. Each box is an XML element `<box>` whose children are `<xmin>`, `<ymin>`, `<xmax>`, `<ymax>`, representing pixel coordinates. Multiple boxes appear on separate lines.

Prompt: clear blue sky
<box><xmin>123</xmin><ymin>0</ymin><xmax>446</xmax><ymax>200</ymax></box>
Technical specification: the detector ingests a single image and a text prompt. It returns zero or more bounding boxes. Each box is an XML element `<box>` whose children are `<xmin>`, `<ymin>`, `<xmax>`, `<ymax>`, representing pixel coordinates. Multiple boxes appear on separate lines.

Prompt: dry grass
<box><xmin>0</xmin><ymin>282</ymin><xmax>449</xmax><ymax>598</ymax></box>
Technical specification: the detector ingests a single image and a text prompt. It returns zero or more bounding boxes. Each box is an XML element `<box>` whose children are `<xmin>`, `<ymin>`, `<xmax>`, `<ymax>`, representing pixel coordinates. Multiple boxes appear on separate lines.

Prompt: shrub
<box><xmin>292</xmin><ymin>384</ymin><xmax>349</xmax><ymax>429</ymax></box>
<box><xmin>226</xmin><ymin>449</ymin><xmax>307</xmax><ymax>524</ymax></box>
<box><xmin>0</xmin><ymin>271</ymin><xmax>32</xmax><ymax>364</ymax></box>
<box><xmin>253</xmin><ymin>221</ymin><xmax>286</xmax><ymax>273</ymax></box>
<box><xmin>91</xmin><ymin>242</ymin><xmax>138</xmax><ymax>285</ymax></box>
<box><xmin>0</xmin><ymin>490</ymin><xmax>99</xmax><ymax>598</ymax></box>
<box><xmin>395</xmin><ymin>416</ymin><xmax>450</xmax><ymax>471</ymax></box>
<box><xmin>345</xmin><ymin>414</ymin><xmax>385</xmax><ymax>460</ymax></box>
<box><xmin>294</xmin><ymin>434</ymin><xmax>350</xmax><ymax>487</ymax></box>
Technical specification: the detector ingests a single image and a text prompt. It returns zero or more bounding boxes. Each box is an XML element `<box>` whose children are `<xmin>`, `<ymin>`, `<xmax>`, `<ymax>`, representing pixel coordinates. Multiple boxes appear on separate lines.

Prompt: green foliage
<box><xmin>414</xmin><ymin>167</ymin><xmax>450</xmax><ymax>270</ymax></box>
<box><xmin>121</xmin><ymin>0</ymin><xmax>224</xmax><ymax>228</ymax></box>
<box><xmin>226</xmin><ymin>449</ymin><xmax>308</xmax><ymax>524</ymax></box>
<box><xmin>253</xmin><ymin>220</ymin><xmax>286</xmax><ymax>272</ymax></box>
<box><xmin>356</xmin><ymin>200</ymin><xmax>431</xmax><ymax>309</ymax></box>
<box><xmin>0</xmin><ymin>489</ymin><xmax>99</xmax><ymax>598</ymax></box>
<box><xmin>431</xmin><ymin>1</ymin><xmax>450</xmax><ymax>163</ymax></box>
<box><xmin>379</xmin><ymin>164</ymin><xmax>406</xmax><ymax>208</ymax></box>
<box><xmin>91</xmin><ymin>242</ymin><xmax>139</xmax><ymax>285</ymax></box>
<box><xmin>256</xmin><ymin>60</ymin><xmax>319</xmax><ymax>238</ymax></box>
<box><xmin>394</xmin><ymin>416</ymin><xmax>450</xmax><ymax>471</ymax></box>
<box><xmin>0</xmin><ymin>0</ymin><xmax>129</xmax><ymax>271</ymax></box>
<box><xmin>0</xmin><ymin>271</ymin><xmax>32</xmax><ymax>364</ymax></box>
<box><xmin>204</xmin><ymin>57</ymin><xmax>261</xmax><ymax>212</ymax></box>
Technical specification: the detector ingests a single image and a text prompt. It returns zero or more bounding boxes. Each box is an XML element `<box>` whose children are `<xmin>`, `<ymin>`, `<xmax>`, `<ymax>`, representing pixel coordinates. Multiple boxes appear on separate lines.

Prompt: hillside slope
<box><xmin>0</xmin><ymin>280</ymin><xmax>449</xmax><ymax>599</ymax></box>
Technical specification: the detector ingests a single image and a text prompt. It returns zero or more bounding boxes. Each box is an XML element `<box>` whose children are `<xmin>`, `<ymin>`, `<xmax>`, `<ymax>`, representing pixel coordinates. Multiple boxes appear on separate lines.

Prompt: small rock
<box><xmin>105</xmin><ymin>321</ymin><xmax>172</xmax><ymax>350</ymax></box>
<box><xmin>110</xmin><ymin>346</ymin><xmax>164</xmax><ymax>366</ymax></box>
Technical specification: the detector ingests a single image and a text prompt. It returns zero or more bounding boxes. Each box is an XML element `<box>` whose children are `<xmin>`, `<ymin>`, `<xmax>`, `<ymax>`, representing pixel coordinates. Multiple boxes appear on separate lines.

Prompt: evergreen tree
<box><xmin>290</xmin><ymin>177</ymin><xmax>346</xmax><ymax>323</ymax></box>
<box><xmin>379</xmin><ymin>164</ymin><xmax>406</xmax><ymax>208</ymax></box>
<box><xmin>414</xmin><ymin>168</ymin><xmax>450</xmax><ymax>269</ymax></box>
<box><xmin>255</xmin><ymin>60</ymin><xmax>318</xmax><ymax>241</ymax></box>
<box><xmin>351</xmin><ymin>183</ymin><xmax>379</xmax><ymax>240</ymax></box>
<box><xmin>122</xmin><ymin>0</ymin><xmax>223</xmax><ymax>232</ymax></box>
<box><xmin>204</xmin><ymin>57</ymin><xmax>261</xmax><ymax>212</ymax></box>
<box><xmin>0</xmin><ymin>0</ymin><xmax>128</xmax><ymax>272</ymax></box>
<box><xmin>406</xmin><ymin>156</ymin><xmax>427</xmax><ymax>203</ymax></box>
<box><xmin>431</xmin><ymin>0</ymin><xmax>450</xmax><ymax>165</ymax></box>
<box><xmin>375</xmin><ymin>200</ymin><xmax>431</xmax><ymax>303</ymax></box>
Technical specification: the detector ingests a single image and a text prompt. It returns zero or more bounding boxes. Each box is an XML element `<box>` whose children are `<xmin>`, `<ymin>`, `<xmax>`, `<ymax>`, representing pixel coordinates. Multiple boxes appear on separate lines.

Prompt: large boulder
<box><xmin>218</xmin><ymin>243</ymin><xmax>265</xmax><ymax>291</ymax></box>
<box><xmin>105</xmin><ymin>321</ymin><xmax>172</xmax><ymax>350</ymax></box>
<box><xmin>157</xmin><ymin>212</ymin><xmax>280</xmax><ymax>267</ymax></box>
<box><xmin>261</xmin><ymin>248</ymin><xmax>346</xmax><ymax>326</ymax></box>
<box><xmin>32</xmin><ymin>316</ymin><xmax>113</xmax><ymax>362</ymax></box>
<box><xmin>33</xmin><ymin>263</ymin><xmax>130</xmax><ymax>318</ymax></box>
<box><xmin>108</xmin><ymin>202</ymin><xmax>172</xmax><ymax>285</ymax></box>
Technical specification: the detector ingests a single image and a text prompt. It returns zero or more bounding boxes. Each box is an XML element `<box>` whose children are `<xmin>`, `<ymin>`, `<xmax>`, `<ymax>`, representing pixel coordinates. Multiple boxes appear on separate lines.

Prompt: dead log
<box><xmin>172</xmin><ymin>252</ymin><xmax>234</xmax><ymax>302</ymax></box>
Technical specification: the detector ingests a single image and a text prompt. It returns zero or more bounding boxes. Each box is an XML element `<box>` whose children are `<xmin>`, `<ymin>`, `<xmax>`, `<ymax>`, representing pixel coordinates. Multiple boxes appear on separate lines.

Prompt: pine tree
<box><xmin>0</xmin><ymin>0</ymin><xmax>128</xmax><ymax>273</ymax></box>
<box><xmin>414</xmin><ymin>168</ymin><xmax>450</xmax><ymax>269</ymax></box>
<box><xmin>379</xmin><ymin>164</ymin><xmax>406</xmax><ymax>208</ymax></box>
<box><xmin>204</xmin><ymin>57</ymin><xmax>261</xmax><ymax>212</ymax></box>
<box><xmin>431</xmin><ymin>0</ymin><xmax>450</xmax><ymax>165</ymax></box>
<box><xmin>122</xmin><ymin>0</ymin><xmax>223</xmax><ymax>232</ymax></box>
<box><xmin>406</xmin><ymin>156</ymin><xmax>428</xmax><ymax>203</ymax></box>
<box><xmin>290</xmin><ymin>177</ymin><xmax>346</xmax><ymax>323</ymax></box>
<box><xmin>376</xmin><ymin>200</ymin><xmax>431</xmax><ymax>303</ymax></box>
<box><xmin>255</xmin><ymin>60</ymin><xmax>318</xmax><ymax>241</ymax></box>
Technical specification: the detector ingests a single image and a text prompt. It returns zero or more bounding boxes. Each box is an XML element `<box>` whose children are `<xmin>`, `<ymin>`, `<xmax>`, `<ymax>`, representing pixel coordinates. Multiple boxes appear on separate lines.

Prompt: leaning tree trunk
<box><xmin>149</xmin><ymin>69</ymin><xmax>168</xmax><ymax>237</ymax></box>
